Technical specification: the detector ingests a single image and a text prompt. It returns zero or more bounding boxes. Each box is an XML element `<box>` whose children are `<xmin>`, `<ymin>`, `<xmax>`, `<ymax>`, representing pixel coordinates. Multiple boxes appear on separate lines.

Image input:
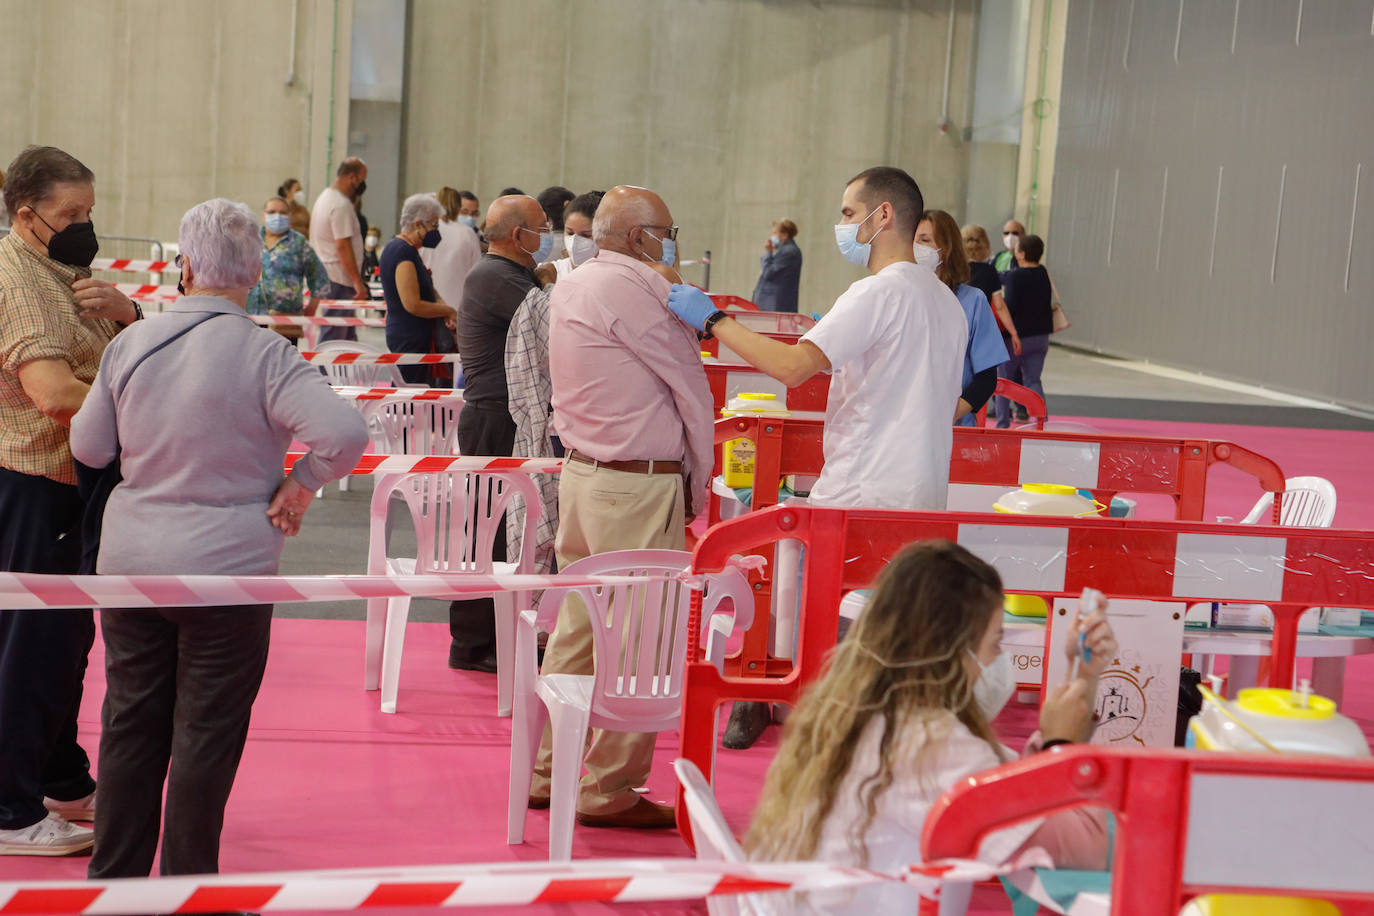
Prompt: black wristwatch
<box><xmin>702</xmin><ymin>310</ymin><xmax>728</xmax><ymax>339</ymax></box>
<box><xmin>130</xmin><ymin>301</ymin><xmax>144</xmax><ymax>321</ymax></box>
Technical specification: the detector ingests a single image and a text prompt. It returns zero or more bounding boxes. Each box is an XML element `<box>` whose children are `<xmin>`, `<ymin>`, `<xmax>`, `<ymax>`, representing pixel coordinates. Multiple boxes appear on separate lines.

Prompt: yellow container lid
<box><xmin>701</xmin><ymin>351</ymin><xmax>712</xmax><ymax>359</ymax></box>
<box><xmin>1022</xmin><ymin>482</ymin><xmax>1078</xmax><ymax>496</ymax></box>
<box><xmin>1236</xmin><ymin>687</ymin><xmax>1335</xmax><ymax>720</ymax></box>
<box><xmin>736</xmin><ymin>392</ymin><xmax>778</xmax><ymax>401</ymax></box>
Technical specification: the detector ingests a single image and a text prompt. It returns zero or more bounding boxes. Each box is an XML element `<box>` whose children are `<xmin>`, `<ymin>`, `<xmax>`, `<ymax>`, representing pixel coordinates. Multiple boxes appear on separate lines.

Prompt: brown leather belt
<box><xmin>567</xmin><ymin>450</ymin><xmax>683</xmax><ymax>475</ymax></box>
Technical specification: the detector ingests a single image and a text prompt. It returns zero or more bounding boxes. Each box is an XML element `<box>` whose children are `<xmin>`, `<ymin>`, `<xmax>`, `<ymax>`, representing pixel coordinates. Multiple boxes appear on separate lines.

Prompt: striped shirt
<box><xmin>0</xmin><ymin>230</ymin><xmax>120</xmax><ymax>483</ymax></box>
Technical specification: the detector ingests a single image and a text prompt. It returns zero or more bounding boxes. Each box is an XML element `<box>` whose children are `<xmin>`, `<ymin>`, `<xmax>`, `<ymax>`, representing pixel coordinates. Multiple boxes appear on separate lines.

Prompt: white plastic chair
<box><xmin>507</xmin><ymin>549</ymin><xmax>754</xmax><ymax>860</ymax></box>
<box><xmin>673</xmin><ymin>758</ymin><xmax>759</xmax><ymax>916</ymax></box>
<box><xmin>1237</xmin><ymin>475</ymin><xmax>1337</xmax><ymax>527</ymax></box>
<box><xmin>315</xmin><ymin>339</ymin><xmax>421</xmax><ymax>388</ymax></box>
<box><xmin>1196</xmin><ymin>476</ymin><xmax>1339</xmax><ymax>686</ymax></box>
<box><xmin>369</xmin><ymin>398</ymin><xmax>464</xmax><ymax>457</ymax></box>
<box><xmin>364</xmin><ymin>470</ymin><xmax>541</xmax><ymax>715</ymax></box>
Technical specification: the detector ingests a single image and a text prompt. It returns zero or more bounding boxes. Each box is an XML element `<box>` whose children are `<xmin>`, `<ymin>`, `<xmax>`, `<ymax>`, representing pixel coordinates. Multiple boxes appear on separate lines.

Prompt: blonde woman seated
<box><xmin>746</xmin><ymin>540</ymin><xmax>1115</xmax><ymax>913</ymax></box>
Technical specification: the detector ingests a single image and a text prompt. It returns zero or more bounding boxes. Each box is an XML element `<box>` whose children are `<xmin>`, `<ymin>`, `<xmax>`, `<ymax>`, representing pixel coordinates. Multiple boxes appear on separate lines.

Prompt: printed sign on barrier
<box><xmin>1045</xmin><ymin>599</ymin><xmax>1186</xmax><ymax>748</ymax></box>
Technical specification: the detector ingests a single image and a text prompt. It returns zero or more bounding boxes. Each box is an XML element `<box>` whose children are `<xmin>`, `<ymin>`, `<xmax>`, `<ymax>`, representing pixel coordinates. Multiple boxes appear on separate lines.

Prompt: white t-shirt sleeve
<box><xmin>801</xmin><ymin>283</ymin><xmax>885</xmax><ymax>372</ymax></box>
<box><xmin>923</xmin><ymin>724</ymin><xmax>1042</xmax><ymax>865</ymax></box>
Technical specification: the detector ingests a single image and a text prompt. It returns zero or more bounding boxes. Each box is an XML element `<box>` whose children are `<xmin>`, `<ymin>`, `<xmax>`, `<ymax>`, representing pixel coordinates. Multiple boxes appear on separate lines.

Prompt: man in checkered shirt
<box><xmin>0</xmin><ymin>146</ymin><xmax>141</xmax><ymax>857</ymax></box>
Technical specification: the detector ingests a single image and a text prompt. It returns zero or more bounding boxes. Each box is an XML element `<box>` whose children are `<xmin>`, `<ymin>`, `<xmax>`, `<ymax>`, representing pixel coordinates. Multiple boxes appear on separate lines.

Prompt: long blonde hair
<box><xmin>745</xmin><ymin>540</ymin><xmax>1005</xmax><ymax>865</ymax></box>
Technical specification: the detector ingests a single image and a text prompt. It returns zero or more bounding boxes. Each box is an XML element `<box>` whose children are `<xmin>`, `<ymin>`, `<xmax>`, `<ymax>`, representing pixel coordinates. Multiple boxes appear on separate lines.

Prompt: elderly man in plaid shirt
<box><xmin>0</xmin><ymin>145</ymin><xmax>142</xmax><ymax>856</ymax></box>
<box><xmin>502</xmin><ymin>191</ymin><xmax>603</xmax><ymax>575</ymax></box>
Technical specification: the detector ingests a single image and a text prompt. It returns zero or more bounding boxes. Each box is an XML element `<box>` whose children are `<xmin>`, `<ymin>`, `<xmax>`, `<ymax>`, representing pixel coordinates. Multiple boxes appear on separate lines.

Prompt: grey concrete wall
<box><xmin>2</xmin><ymin>0</ymin><xmax>980</xmax><ymax>314</ymax></box>
<box><xmin>0</xmin><ymin>0</ymin><xmax>351</xmax><ymax>245</ymax></box>
<box><xmin>1050</xmin><ymin>0</ymin><xmax>1374</xmax><ymax>411</ymax></box>
<box><xmin>402</xmin><ymin>0</ymin><xmax>981</xmax><ymax>313</ymax></box>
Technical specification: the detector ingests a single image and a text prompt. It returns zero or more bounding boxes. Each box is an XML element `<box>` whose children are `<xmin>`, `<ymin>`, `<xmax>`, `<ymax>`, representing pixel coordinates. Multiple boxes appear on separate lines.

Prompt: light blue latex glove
<box><xmin>667</xmin><ymin>283</ymin><xmax>717</xmax><ymax>332</ymax></box>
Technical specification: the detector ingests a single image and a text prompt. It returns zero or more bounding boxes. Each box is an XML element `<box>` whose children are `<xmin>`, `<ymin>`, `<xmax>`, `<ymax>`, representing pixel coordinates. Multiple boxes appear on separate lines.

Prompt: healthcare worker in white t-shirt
<box><xmin>667</xmin><ymin>165</ymin><xmax>968</xmax><ymax>511</ymax></box>
<box><xmin>668</xmin><ymin>166</ymin><xmax>969</xmax><ymax>750</ymax></box>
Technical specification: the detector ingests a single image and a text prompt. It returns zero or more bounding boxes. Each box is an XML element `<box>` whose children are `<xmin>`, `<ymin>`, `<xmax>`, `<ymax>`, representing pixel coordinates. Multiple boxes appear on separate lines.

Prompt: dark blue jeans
<box><xmin>995</xmin><ymin>333</ymin><xmax>1051</xmax><ymax>428</ymax></box>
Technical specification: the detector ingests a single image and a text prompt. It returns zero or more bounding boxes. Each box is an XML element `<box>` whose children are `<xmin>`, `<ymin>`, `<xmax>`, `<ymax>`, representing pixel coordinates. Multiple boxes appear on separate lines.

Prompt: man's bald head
<box><xmin>592</xmin><ymin>186</ymin><xmax>672</xmax><ymax>262</ymax></box>
<box><xmin>486</xmin><ymin>194</ymin><xmax>549</xmax><ymax>264</ymax></box>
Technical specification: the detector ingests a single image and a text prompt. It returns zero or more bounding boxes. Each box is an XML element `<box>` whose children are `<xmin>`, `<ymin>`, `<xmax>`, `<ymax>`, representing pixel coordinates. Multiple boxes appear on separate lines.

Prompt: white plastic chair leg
<box><xmin>364</xmin><ymin>596</ymin><xmax>387</xmax><ymax>690</ymax></box>
<box><xmin>546</xmin><ymin>700</ymin><xmax>591</xmax><ymax>861</ymax></box>
<box><xmin>506</xmin><ymin>689</ymin><xmax>548</xmax><ymax>844</ymax></box>
<box><xmin>379</xmin><ymin>595</ymin><xmax>412</xmax><ymax>714</ymax></box>
<box><xmin>494</xmin><ymin>592</ymin><xmax>517</xmax><ymax>717</ymax></box>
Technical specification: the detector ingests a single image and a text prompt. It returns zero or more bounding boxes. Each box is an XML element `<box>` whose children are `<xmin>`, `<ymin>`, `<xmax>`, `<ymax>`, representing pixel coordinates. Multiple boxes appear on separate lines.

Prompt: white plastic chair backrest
<box><xmin>316</xmin><ymin>340</ymin><xmax>415</xmax><ymax>388</ymax></box>
<box><xmin>532</xmin><ymin>550</ymin><xmax>753</xmax><ymax>724</ymax></box>
<box><xmin>1239</xmin><ymin>476</ymin><xmax>1337</xmax><ymax>528</ymax></box>
<box><xmin>371</xmin><ymin>399</ymin><xmax>464</xmax><ymax>455</ymax></box>
<box><xmin>372</xmin><ymin>471</ymin><xmax>540</xmax><ymax>574</ymax></box>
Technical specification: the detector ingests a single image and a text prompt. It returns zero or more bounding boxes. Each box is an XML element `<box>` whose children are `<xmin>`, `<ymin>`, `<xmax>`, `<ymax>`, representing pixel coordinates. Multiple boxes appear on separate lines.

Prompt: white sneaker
<box><xmin>0</xmin><ymin>813</ymin><xmax>94</xmax><ymax>856</ymax></box>
<box><xmin>44</xmin><ymin>791</ymin><xmax>96</xmax><ymax>822</ymax></box>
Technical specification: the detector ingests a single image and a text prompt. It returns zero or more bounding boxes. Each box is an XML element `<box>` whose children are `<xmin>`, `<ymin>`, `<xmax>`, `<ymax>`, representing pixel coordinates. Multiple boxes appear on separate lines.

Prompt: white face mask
<box><xmin>913</xmin><ymin>242</ymin><xmax>942</xmax><ymax>271</ymax></box>
<box><xmin>567</xmin><ymin>233</ymin><xmax>599</xmax><ymax>267</ymax></box>
<box><xmin>1003</xmin><ymin>232</ymin><xmax>1018</xmax><ymax>251</ymax></box>
<box><xmin>365</xmin><ymin>236</ymin><xmax>378</xmax><ymax>251</ymax></box>
<box><xmin>293</xmin><ymin>190</ymin><xmax>307</xmax><ymax>206</ymax></box>
<box><xmin>969</xmin><ymin>650</ymin><xmax>1015</xmax><ymax>720</ymax></box>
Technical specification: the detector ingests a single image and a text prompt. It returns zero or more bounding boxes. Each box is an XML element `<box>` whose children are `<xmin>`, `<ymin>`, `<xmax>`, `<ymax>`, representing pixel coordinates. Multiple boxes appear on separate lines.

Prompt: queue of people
<box><xmin>0</xmin><ymin>140</ymin><xmax>1102</xmax><ymax>903</ymax></box>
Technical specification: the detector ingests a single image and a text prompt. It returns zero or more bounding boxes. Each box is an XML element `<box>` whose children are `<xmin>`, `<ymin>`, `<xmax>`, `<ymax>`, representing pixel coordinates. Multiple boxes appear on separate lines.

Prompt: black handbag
<box><xmin>73</xmin><ymin>313</ymin><xmax>226</xmax><ymax>574</ymax></box>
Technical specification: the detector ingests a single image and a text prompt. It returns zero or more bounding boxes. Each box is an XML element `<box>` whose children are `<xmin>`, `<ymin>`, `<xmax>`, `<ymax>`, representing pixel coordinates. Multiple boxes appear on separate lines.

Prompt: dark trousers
<box><xmin>0</xmin><ymin>467</ymin><xmax>96</xmax><ymax>830</ymax></box>
<box><xmin>448</xmin><ymin>402</ymin><xmax>516</xmax><ymax>660</ymax></box>
<box><xmin>89</xmin><ymin>604</ymin><xmax>272</xmax><ymax>877</ymax></box>
<box><xmin>317</xmin><ymin>281</ymin><xmax>359</xmax><ymax>344</ymax></box>
<box><xmin>995</xmin><ymin>333</ymin><xmax>1051</xmax><ymax>428</ymax></box>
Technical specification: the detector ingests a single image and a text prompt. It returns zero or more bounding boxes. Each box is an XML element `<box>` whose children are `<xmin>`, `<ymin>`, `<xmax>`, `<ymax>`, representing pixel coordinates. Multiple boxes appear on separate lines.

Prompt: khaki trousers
<box><xmin>529</xmin><ymin>459</ymin><xmax>684</xmax><ymax>815</ymax></box>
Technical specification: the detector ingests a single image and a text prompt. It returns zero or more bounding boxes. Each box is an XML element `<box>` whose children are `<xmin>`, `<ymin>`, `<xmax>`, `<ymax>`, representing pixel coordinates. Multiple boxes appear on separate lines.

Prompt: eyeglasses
<box><xmin>518</xmin><ymin>223</ymin><xmax>554</xmax><ymax>236</ymax></box>
<box><xmin>641</xmin><ymin>225</ymin><xmax>679</xmax><ymax>241</ymax></box>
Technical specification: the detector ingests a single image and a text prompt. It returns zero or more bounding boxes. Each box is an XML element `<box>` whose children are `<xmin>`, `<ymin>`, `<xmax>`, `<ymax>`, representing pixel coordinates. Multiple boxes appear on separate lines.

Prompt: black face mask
<box><xmin>354</xmin><ymin>180</ymin><xmax>367</xmax><ymax>198</ymax></box>
<box><xmin>31</xmin><ymin>211</ymin><xmax>99</xmax><ymax>268</ymax></box>
<box><xmin>422</xmin><ymin>227</ymin><xmax>441</xmax><ymax>248</ymax></box>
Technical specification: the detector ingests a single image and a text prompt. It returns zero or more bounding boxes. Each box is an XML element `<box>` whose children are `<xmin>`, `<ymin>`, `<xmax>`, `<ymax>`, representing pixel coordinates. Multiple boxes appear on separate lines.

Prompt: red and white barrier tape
<box><xmin>285</xmin><ymin>453</ymin><xmax>562</xmax><ymax>476</ymax></box>
<box><xmin>0</xmin><ymin>853</ymin><xmax>1043</xmax><ymax>913</ymax></box>
<box><xmin>303</xmin><ymin>351</ymin><xmax>460</xmax><ymax>365</ymax></box>
<box><xmin>252</xmin><ymin>314</ymin><xmax>386</xmax><ymax>328</ymax></box>
<box><xmin>331</xmin><ymin>386</ymin><xmax>463</xmax><ymax>402</ymax></box>
<box><xmin>114</xmin><ymin>283</ymin><xmax>179</xmax><ymax>301</ymax></box>
<box><xmin>0</xmin><ymin>571</ymin><xmax>648</xmax><ymax>611</ymax></box>
<box><xmin>92</xmin><ymin>258</ymin><xmax>176</xmax><ymax>273</ymax></box>
<box><xmin>318</xmin><ymin>299</ymin><xmax>386</xmax><ymax>311</ymax></box>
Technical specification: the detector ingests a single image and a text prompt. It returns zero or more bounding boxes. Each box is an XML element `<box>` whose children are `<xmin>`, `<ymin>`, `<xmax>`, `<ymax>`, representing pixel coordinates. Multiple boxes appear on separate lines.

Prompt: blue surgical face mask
<box><xmin>528</xmin><ymin>229</ymin><xmax>555</xmax><ymax>264</ymax></box>
<box><xmin>770</xmin><ymin>234</ymin><xmax>782</xmax><ymax>247</ymax></box>
<box><xmin>459</xmin><ymin>215</ymin><xmax>478</xmax><ymax>229</ymax></box>
<box><xmin>643</xmin><ymin>228</ymin><xmax>676</xmax><ymax>267</ymax></box>
<box><xmin>834</xmin><ymin>207</ymin><xmax>883</xmax><ymax>268</ymax></box>
<box><xmin>265</xmin><ymin>213</ymin><xmax>290</xmax><ymax>234</ymax></box>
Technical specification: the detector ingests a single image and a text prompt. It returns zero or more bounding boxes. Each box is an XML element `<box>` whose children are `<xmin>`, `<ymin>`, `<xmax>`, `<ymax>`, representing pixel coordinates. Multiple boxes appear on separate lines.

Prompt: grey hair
<box><xmin>591</xmin><ymin>193</ymin><xmax>657</xmax><ymax>246</ymax></box>
<box><xmin>399</xmin><ymin>193</ymin><xmax>444</xmax><ymax>232</ymax></box>
<box><xmin>178</xmin><ymin>198</ymin><xmax>263</xmax><ymax>289</ymax></box>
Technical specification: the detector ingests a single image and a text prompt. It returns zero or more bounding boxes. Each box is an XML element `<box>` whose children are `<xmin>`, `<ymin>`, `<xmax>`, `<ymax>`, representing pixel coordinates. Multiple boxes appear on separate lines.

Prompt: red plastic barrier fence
<box><xmin>922</xmin><ymin>745</ymin><xmax>1374</xmax><ymax>915</ymax></box>
<box><xmin>706</xmin><ymin>417</ymin><xmax>1286</xmax><ymax>678</ymax></box>
<box><xmin>675</xmin><ymin>504</ymin><xmax>1374</xmax><ymax>844</ymax></box>
<box><xmin>974</xmin><ymin>378</ymin><xmax>1047</xmax><ymax>429</ymax></box>
<box><xmin>699</xmin><ymin>331</ymin><xmax>803</xmax><ymax>359</ymax></box>
<box><xmin>702</xmin><ymin>361</ymin><xmax>830</xmax><ymax>413</ymax></box>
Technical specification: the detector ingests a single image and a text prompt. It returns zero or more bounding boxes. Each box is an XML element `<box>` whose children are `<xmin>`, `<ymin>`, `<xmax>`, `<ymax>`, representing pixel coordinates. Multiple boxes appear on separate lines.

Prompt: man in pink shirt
<box><xmin>527</xmin><ymin>186</ymin><xmax>711</xmax><ymax>829</ymax></box>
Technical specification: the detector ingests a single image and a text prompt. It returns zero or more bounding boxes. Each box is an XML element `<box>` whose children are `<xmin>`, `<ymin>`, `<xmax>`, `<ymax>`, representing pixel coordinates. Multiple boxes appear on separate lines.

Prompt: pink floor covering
<box><xmin>3</xmin><ymin>416</ymin><xmax>1372</xmax><ymax>915</ymax></box>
